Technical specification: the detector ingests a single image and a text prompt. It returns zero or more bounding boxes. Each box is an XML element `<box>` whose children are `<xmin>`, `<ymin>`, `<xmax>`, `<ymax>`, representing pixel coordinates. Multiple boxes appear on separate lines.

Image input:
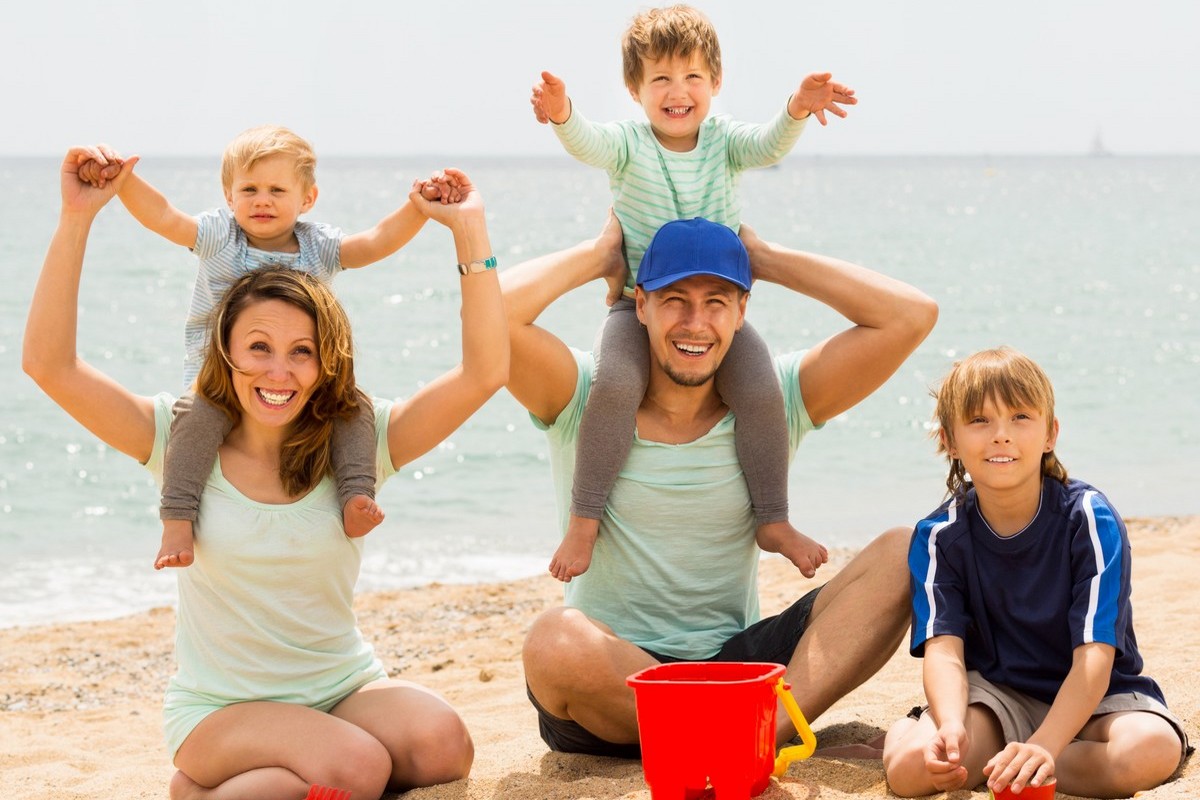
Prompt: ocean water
<box><xmin>1</xmin><ymin>155</ymin><xmax>1197</xmax><ymax>628</ymax></box>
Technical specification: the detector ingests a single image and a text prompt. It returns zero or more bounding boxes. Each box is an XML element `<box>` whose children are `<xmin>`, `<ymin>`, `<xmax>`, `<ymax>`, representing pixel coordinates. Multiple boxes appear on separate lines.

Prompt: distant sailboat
<box><xmin>1090</xmin><ymin>129</ymin><xmax>1112</xmax><ymax>157</ymax></box>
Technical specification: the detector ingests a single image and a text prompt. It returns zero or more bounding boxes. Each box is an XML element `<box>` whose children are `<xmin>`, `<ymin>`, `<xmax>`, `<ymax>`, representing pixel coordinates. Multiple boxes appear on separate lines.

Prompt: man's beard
<box><xmin>661</xmin><ymin>360</ymin><xmax>718</xmax><ymax>388</ymax></box>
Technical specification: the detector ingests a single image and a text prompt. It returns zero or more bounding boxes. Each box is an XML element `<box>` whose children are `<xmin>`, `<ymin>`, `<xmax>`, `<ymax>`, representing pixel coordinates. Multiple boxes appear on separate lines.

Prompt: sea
<box><xmin>1</xmin><ymin>154</ymin><xmax>1197</xmax><ymax>629</ymax></box>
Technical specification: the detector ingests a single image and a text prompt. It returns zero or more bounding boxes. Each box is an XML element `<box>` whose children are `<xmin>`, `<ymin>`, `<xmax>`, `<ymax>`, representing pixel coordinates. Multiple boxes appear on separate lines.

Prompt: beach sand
<box><xmin>2</xmin><ymin>515</ymin><xmax>1195</xmax><ymax>800</ymax></box>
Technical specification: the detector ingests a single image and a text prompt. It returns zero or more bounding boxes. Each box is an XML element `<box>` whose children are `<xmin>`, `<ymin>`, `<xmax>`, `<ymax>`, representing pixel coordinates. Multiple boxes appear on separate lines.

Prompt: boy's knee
<box><xmin>882</xmin><ymin>742</ymin><xmax>935</xmax><ymax>798</ymax></box>
<box><xmin>1111</xmin><ymin>719</ymin><xmax>1185</xmax><ymax>791</ymax></box>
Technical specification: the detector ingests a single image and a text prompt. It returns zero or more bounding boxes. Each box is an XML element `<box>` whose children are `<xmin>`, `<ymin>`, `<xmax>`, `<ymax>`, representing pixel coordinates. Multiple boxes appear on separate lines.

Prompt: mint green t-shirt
<box><xmin>536</xmin><ymin>349</ymin><xmax>816</xmax><ymax>659</ymax></box>
<box><xmin>146</xmin><ymin>394</ymin><xmax>396</xmax><ymax>756</ymax></box>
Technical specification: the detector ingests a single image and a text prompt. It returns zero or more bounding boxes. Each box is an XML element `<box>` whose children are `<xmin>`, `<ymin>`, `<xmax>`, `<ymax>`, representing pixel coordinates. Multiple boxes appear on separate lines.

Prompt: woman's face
<box><xmin>226</xmin><ymin>298</ymin><xmax>320</xmax><ymax>430</ymax></box>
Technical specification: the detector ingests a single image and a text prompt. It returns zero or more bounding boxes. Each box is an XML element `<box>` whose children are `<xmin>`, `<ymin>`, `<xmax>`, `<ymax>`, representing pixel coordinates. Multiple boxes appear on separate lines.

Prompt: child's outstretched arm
<box><xmin>983</xmin><ymin>642</ymin><xmax>1114</xmax><ymax>797</ymax></box>
<box><xmin>339</xmin><ymin>190</ymin><xmax>432</xmax><ymax>269</ymax></box>
<box><xmin>105</xmin><ymin>154</ymin><xmax>199</xmax><ymax>248</ymax></box>
<box><xmin>788</xmin><ymin>72</ymin><xmax>858</xmax><ymax>125</ymax></box>
<box><xmin>530</xmin><ymin>71</ymin><xmax>572</xmax><ymax>125</ymax></box>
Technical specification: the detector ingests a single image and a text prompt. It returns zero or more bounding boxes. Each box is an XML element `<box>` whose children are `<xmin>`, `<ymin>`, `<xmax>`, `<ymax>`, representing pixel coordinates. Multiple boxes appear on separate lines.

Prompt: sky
<box><xmin>3</xmin><ymin>0</ymin><xmax>1196</xmax><ymax>158</ymax></box>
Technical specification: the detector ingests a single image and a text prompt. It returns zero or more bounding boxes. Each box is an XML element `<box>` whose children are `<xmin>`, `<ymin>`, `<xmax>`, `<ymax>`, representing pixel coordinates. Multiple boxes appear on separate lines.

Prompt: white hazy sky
<box><xmin>4</xmin><ymin>0</ymin><xmax>1196</xmax><ymax>158</ymax></box>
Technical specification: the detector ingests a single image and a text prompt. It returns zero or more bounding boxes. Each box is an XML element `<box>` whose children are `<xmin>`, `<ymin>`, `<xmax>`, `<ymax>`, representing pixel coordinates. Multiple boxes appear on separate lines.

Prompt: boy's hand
<box><xmin>788</xmin><ymin>72</ymin><xmax>857</xmax><ymax>125</ymax></box>
<box><xmin>984</xmin><ymin>741</ymin><xmax>1056</xmax><ymax>796</ymax></box>
<box><xmin>531</xmin><ymin>71</ymin><xmax>571</xmax><ymax>125</ymax></box>
<box><xmin>923</xmin><ymin>721</ymin><xmax>970</xmax><ymax>792</ymax></box>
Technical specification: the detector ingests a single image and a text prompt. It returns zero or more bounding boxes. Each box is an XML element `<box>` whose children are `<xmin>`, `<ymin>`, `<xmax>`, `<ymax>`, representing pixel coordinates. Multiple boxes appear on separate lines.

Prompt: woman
<box><xmin>24</xmin><ymin>148</ymin><xmax>507</xmax><ymax>799</ymax></box>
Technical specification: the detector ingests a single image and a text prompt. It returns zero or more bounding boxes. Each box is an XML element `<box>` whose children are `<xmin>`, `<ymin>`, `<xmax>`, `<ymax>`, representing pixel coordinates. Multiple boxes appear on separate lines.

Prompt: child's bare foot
<box><xmin>343</xmin><ymin>494</ymin><xmax>384</xmax><ymax>538</ymax></box>
<box><xmin>756</xmin><ymin>521</ymin><xmax>828</xmax><ymax>578</ymax></box>
<box><xmin>155</xmin><ymin>518</ymin><xmax>195</xmax><ymax>570</ymax></box>
<box><xmin>550</xmin><ymin>515</ymin><xmax>600</xmax><ymax>582</ymax></box>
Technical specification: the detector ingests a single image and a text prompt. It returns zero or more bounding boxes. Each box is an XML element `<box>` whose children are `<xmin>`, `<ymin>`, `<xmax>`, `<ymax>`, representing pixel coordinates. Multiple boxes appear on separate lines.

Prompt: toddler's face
<box><xmin>224</xmin><ymin>154</ymin><xmax>318</xmax><ymax>251</ymax></box>
<box><xmin>629</xmin><ymin>51</ymin><xmax>721</xmax><ymax>153</ymax></box>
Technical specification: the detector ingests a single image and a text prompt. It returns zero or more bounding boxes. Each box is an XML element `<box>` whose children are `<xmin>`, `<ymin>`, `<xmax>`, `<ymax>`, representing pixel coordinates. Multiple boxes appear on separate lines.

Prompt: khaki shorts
<box><xmin>964</xmin><ymin>671</ymin><xmax>1191</xmax><ymax>766</ymax></box>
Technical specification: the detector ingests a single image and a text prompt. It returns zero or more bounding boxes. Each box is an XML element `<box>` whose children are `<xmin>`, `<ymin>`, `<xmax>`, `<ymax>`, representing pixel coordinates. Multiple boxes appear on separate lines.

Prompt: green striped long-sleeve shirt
<box><xmin>553</xmin><ymin>104</ymin><xmax>808</xmax><ymax>290</ymax></box>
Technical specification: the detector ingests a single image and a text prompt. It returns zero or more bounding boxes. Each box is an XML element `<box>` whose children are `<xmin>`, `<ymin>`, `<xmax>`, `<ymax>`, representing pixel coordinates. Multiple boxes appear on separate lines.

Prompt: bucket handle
<box><xmin>772</xmin><ymin>677</ymin><xmax>817</xmax><ymax>777</ymax></box>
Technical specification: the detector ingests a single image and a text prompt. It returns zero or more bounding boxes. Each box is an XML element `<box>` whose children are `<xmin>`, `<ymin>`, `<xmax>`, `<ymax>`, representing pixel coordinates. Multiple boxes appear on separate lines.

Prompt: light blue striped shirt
<box><xmin>553</xmin><ymin>104</ymin><xmax>807</xmax><ymax>288</ymax></box>
<box><xmin>182</xmin><ymin>208</ymin><xmax>343</xmax><ymax>386</ymax></box>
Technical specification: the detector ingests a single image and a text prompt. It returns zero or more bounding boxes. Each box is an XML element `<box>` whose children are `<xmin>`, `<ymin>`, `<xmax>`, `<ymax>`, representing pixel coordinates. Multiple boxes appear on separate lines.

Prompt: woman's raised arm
<box><xmin>23</xmin><ymin>147</ymin><xmax>158</xmax><ymax>463</ymax></box>
<box><xmin>386</xmin><ymin>169</ymin><xmax>509</xmax><ymax>469</ymax></box>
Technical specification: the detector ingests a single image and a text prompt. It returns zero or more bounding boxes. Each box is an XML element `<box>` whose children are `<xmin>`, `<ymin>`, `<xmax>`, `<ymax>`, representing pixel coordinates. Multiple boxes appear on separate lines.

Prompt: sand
<box><xmin>1</xmin><ymin>515</ymin><xmax>1195</xmax><ymax>800</ymax></box>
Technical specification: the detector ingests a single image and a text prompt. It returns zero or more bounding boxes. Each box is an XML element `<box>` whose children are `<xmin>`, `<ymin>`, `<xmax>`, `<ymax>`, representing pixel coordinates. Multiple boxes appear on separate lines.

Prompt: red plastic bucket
<box><xmin>627</xmin><ymin>661</ymin><xmax>815</xmax><ymax>799</ymax></box>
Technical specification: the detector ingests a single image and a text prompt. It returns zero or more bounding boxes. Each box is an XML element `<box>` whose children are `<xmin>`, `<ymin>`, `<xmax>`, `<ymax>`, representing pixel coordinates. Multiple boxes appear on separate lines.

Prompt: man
<box><xmin>503</xmin><ymin>215</ymin><xmax>938</xmax><ymax>756</ymax></box>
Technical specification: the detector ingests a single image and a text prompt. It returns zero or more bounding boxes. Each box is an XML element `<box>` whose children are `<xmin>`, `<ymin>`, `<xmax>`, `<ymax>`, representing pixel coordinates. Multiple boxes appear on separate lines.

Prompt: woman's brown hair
<box><xmin>195</xmin><ymin>268</ymin><xmax>363</xmax><ymax>497</ymax></box>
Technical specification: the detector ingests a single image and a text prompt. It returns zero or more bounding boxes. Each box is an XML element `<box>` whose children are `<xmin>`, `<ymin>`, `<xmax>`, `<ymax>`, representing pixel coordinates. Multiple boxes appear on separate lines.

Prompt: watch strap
<box><xmin>457</xmin><ymin>255</ymin><xmax>497</xmax><ymax>275</ymax></box>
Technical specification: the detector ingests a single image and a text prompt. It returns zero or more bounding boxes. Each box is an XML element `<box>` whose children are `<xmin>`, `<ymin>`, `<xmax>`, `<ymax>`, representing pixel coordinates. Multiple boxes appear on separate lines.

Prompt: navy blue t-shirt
<box><xmin>908</xmin><ymin>477</ymin><xmax>1164</xmax><ymax>706</ymax></box>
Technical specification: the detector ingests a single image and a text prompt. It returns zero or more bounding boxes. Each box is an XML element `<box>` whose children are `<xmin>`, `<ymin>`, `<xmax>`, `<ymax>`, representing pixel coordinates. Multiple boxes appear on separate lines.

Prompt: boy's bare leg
<box><xmin>1050</xmin><ymin>711</ymin><xmax>1182</xmax><ymax>798</ymax></box>
<box><xmin>343</xmin><ymin>495</ymin><xmax>385</xmax><ymax>539</ymax></box>
<box><xmin>156</xmin><ymin>518</ymin><xmax>196</xmax><ymax>570</ymax></box>
<box><xmin>756</xmin><ymin>521</ymin><xmax>829</xmax><ymax>579</ymax></box>
<box><xmin>550</xmin><ymin>515</ymin><xmax>599</xmax><ymax>582</ymax></box>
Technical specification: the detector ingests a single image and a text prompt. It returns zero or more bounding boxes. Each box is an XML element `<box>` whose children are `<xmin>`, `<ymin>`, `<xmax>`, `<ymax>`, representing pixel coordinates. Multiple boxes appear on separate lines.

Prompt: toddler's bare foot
<box><xmin>155</xmin><ymin>518</ymin><xmax>195</xmax><ymax>570</ymax></box>
<box><xmin>550</xmin><ymin>515</ymin><xmax>599</xmax><ymax>582</ymax></box>
<box><xmin>756</xmin><ymin>521</ymin><xmax>828</xmax><ymax>578</ymax></box>
<box><xmin>343</xmin><ymin>494</ymin><xmax>384</xmax><ymax>538</ymax></box>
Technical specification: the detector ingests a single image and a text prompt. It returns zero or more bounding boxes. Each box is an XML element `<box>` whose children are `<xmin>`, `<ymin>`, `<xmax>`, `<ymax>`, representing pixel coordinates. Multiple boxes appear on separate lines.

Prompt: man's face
<box><xmin>636</xmin><ymin>275</ymin><xmax>747</xmax><ymax>387</ymax></box>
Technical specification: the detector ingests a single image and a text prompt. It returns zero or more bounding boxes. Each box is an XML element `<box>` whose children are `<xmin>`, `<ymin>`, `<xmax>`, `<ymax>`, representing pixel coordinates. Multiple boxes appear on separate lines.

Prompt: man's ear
<box><xmin>635</xmin><ymin>286</ymin><xmax>648</xmax><ymax>324</ymax></box>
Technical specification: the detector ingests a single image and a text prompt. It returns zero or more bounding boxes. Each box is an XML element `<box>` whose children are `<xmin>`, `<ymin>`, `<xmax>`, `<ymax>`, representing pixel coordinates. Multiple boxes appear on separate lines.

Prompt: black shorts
<box><xmin>528</xmin><ymin>584</ymin><xmax>824</xmax><ymax>758</ymax></box>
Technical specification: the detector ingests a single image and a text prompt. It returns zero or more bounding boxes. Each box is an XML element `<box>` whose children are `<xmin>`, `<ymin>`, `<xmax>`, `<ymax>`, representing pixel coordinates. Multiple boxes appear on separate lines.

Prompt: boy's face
<box><xmin>943</xmin><ymin>396</ymin><xmax>1059</xmax><ymax>497</ymax></box>
<box><xmin>224</xmin><ymin>154</ymin><xmax>318</xmax><ymax>251</ymax></box>
<box><xmin>628</xmin><ymin>51</ymin><xmax>721</xmax><ymax>153</ymax></box>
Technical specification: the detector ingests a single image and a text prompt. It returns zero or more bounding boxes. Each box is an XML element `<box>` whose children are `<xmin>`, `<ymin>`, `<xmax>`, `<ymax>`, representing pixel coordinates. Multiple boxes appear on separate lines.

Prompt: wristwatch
<box><xmin>457</xmin><ymin>256</ymin><xmax>497</xmax><ymax>275</ymax></box>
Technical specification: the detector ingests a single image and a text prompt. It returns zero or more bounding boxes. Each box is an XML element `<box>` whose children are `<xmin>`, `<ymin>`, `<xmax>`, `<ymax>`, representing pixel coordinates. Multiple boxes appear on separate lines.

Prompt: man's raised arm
<box><xmin>502</xmin><ymin>214</ymin><xmax>628</xmax><ymax>425</ymax></box>
<box><xmin>742</xmin><ymin>226</ymin><xmax>937</xmax><ymax>427</ymax></box>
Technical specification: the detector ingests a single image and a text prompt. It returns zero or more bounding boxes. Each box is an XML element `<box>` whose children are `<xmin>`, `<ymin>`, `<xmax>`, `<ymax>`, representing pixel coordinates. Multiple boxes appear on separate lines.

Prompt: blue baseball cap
<box><xmin>636</xmin><ymin>218</ymin><xmax>751</xmax><ymax>292</ymax></box>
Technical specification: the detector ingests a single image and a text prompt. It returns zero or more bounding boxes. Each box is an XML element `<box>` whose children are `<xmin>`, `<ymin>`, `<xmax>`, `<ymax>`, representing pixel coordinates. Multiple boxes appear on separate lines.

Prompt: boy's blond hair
<box><xmin>934</xmin><ymin>346</ymin><xmax>1069</xmax><ymax>498</ymax></box>
<box><xmin>220</xmin><ymin>125</ymin><xmax>317</xmax><ymax>192</ymax></box>
<box><xmin>621</xmin><ymin>4</ymin><xmax>722</xmax><ymax>90</ymax></box>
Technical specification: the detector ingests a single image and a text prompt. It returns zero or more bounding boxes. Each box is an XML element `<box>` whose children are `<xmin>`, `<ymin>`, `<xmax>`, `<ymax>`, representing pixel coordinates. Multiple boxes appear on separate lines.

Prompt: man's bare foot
<box><xmin>755</xmin><ymin>521</ymin><xmax>828</xmax><ymax>578</ymax></box>
<box><xmin>343</xmin><ymin>494</ymin><xmax>384</xmax><ymax>538</ymax></box>
<box><xmin>155</xmin><ymin>518</ymin><xmax>195</xmax><ymax>570</ymax></box>
<box><xmin>814</xmin><ymin>732</ymin><xmax>888</xmax><ymax>760</ymax></box>
<box><xmin>549</xmin><ymin>515</ymin><xmax>600</xmax><ymax>582</ymax></box>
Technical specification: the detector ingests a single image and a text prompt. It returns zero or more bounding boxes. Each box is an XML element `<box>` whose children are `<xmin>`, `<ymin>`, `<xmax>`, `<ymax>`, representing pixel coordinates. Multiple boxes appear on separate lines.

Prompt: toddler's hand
<box><xmin>531</xmin><ymin>71</ymin><xmax>571</xmax><ymax>125</ymax></box>
<box><xmin>790</xmin><ymin>72</ymin><xmax>857</xmax><ymax>125</ymax></box>
<box><xmin>76</xmin><ymin>146</ymin><xmax>127</xmax><ymax>189</ymax></box>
